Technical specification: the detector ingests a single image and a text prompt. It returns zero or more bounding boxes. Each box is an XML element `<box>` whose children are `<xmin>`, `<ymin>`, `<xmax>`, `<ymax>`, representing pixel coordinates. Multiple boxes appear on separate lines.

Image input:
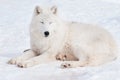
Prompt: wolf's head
<box><xmin>30</xmin><ymin>6</ymin><xmax>60</xmax><ymax>38</ymax></box>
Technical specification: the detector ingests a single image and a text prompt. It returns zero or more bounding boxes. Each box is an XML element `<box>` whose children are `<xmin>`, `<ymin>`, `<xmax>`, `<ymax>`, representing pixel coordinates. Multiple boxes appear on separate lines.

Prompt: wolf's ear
<box><xmin>51</xmin><ymin>6</ymin><xmax>57</xmax><ymax>14</ymax></box>
<box><xmin>34</xmin><ymin>6</ymin><xmax>42</xmax><ymax>15</ymax></box>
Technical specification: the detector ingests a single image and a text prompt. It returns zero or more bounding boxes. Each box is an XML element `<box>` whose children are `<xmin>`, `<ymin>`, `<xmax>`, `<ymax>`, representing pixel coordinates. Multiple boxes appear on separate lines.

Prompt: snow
<box><xmin>0</xmin><ymin>0</ymin><xmax>120</xmax><ymax>80</ymax></box>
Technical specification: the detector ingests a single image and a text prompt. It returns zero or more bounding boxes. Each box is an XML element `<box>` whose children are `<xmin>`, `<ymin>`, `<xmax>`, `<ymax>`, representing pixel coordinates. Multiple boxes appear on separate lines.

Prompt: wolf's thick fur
<box><xmin>8</xmin><ymin>6</ymin><xmax>117</xmax><ymax>68</ymax></box>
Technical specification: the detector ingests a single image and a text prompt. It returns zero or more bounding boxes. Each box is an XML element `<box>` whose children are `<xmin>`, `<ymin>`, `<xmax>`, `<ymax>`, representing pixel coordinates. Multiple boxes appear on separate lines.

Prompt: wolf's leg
<box><xmin>60</xmin><ymin>53</ymin><xmax>89</xmax><ymax>68</ymax></box>
<box><xmin>17</xmin><ymin>52</ymin><xmax>56</xmax><ymax>68</ymax></box>
<box><xmin>8</xmin><ymin>49</ymin><xmax>37</xmax><ymax>65</ymax></box>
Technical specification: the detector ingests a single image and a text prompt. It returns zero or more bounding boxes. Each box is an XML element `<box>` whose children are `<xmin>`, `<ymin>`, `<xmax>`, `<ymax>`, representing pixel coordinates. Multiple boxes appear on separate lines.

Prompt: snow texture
<box><xmin>0</xmin><ymin>0</ymin><xmax>120</xmax><ymax>80</ymax></box>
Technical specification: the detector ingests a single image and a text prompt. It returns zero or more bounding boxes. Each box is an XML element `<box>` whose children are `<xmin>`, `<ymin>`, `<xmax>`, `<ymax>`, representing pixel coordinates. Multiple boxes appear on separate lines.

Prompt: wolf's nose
<box><xmin>44</xmin><ymin>31</ymin><xmax>49</xmax><ymax>37</ymax></box>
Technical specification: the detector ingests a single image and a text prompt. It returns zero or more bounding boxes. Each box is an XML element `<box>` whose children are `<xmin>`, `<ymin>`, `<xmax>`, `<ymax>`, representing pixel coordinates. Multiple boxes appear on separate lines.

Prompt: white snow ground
<box><xmin>0</xmin><ymin>0</ymin><xmax>120</xmax><ymax>80</ymax></box>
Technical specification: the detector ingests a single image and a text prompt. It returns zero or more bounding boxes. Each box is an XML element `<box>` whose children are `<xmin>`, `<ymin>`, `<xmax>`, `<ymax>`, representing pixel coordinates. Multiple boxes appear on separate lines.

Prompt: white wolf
<box><xmin>8</xmin><ymin>6</ymin><xmax>118</xmax><ymax>68</ymax></box>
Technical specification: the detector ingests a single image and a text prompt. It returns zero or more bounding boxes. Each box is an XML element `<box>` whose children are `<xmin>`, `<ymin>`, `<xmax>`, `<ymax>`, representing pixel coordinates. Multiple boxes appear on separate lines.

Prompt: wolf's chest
<box><xmin>31</xmin><ymin>39</ymin><xmax>51</xmax><ymax>54</ymax></box>
<box><xmin>60</xmin><ymin>43</ymin><xmax>73</xmax><ymax>54</ymax></box>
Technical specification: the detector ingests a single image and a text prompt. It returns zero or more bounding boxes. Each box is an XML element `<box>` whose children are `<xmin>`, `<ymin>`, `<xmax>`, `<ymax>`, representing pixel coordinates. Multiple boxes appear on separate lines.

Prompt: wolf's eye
<box><xmin>49</xmin><ymin>22</ymin><xmax>52</xmax><ymax>24</ymax></box>
<box><xmin>40</xmin><ymin>21</ymin><xmax>44</xmax><ymax>24</ymax></box>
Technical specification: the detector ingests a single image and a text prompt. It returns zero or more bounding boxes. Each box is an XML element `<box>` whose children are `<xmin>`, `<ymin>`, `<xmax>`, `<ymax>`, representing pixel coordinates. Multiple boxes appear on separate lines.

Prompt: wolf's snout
<box><xmin>44</xmin><ymin>31</ymin><xmax>49</xmax><ymax>37</ymax></box>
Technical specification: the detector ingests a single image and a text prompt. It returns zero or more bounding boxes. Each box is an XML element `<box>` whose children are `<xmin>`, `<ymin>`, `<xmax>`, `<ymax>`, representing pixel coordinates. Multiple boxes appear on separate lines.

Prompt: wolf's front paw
<box><xmin>61</xmin><ymin>63</ymin><xmax>72</xmax><ymax>68</ymax></box>
<box><xmin>8</xmin><ymin>57</ymin><xmax>24</xmax><ymax>65</ymax></box>
<box><xmin>17</xmin><ymin>60</ymin><xmax>34</xmax><ymax>68</ymax></box>
<box><xmin>56</xmin><ymin>53</ymin><xmax>67</xmax><ymax>61</ymax></box>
